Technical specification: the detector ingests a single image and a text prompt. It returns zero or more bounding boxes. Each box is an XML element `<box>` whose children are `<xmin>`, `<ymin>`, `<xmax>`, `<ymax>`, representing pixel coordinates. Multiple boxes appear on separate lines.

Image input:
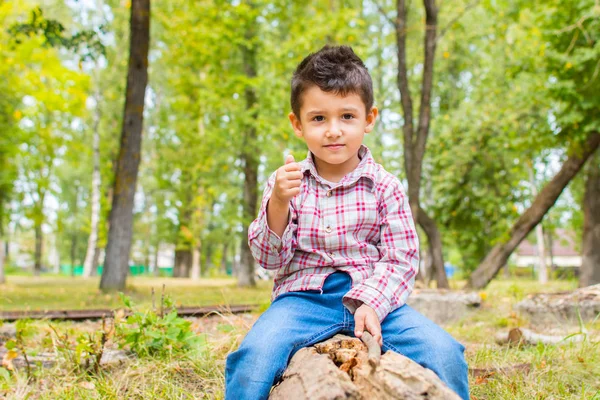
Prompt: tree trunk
<box><xmin>419</xmin><ymin>208</ymin><xmax>449</xmax><ymax>288</ymax></box>
<box><xmin>0</xmin><ymin>238</ymin><xmax>5</xmax><ymax>284</ymax></box>
<box><xmin>173</xmin><ymin>249</ymin><xmax>191</xmax><ymax>278</ymax></box>
<box><xmin>393</xmin><ymin>0</ymin><xmax>449</xmax><ymax>288</ymax></box>
<box><xmin>34</xmin><ymin>220</ymin><xmax>42</xmax><ymax>276</ymax></box>
<box><xmin>580</xmin><ymin>150</ymin><xmax>600</xmax><ymax>287</ymax></box>
<box><xmin>83</xmin><ymin>93</ymin><xmax>102</xmax><ymax>278</ymax></box>
<box><xmin>238</xmin><ymin>9</ymin><xmax>259</xmax><ymax>288</ymax></box>
<box><xmin>190</xmin><ymin>244</ymin><xmax>201</xmax><ymax>280</ymax></box>
<box><xmin>70</xmin><ymin>233</ymin><xmax>78</xmax><ymax>275</ymax></box>
<box><xmin>153</xmin><ymin>244</ymin><xmax>159</xmax><ymax>276</ymax></box>
<box><xmin>270</xmin><ymin>334</ymin><xmax>460</xmax><ymax>400</ymax></box>
<box><xmin>220</xmin><ymin>241</ymin><xmax>229</xmax><ymax>275</ymax></box>
<box><xmin>100</xmin><ymin>0</ymin><xmax>150</xmax><ymax>291</ymax></box>
<box><xmin>466</xmin><ymin>132</ymin><xmax>600</xmax><ymax>289</ymax></box>
<box><xmin>529</xmin><ymin>167</ymin><xmax>548</xmax><ymax>284</ymax></box>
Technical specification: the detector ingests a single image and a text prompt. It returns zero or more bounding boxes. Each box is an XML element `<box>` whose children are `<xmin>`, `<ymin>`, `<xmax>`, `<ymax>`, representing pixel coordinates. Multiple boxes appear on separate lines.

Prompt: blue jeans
<box><xmin>225</xmin><ymin>272</ymin><xmax>469</xmax><ymax>399</ymax></box>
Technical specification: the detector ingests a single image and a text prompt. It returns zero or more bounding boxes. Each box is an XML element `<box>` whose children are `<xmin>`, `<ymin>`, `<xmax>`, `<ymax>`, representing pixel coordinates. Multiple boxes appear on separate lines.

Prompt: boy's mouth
<box><xmin>324</xmin><ymin>144</ymin><xmax>345</xmax><ymax>150</ymax></box>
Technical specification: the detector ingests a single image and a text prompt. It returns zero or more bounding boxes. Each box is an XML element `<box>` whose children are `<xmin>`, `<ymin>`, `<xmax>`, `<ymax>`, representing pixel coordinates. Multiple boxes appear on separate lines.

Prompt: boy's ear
<box><xmin>289</xmin><ymin>112</ymin><xmax>303</xmax><ymax>138</ymax></box>
<box><xmin>364</xmin><ymin>106</ymin><xmax>378</xmax><ymax>134</ymax></box>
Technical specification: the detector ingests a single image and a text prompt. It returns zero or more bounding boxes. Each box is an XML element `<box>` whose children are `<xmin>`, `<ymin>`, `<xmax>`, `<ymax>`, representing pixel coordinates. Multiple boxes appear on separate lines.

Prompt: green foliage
<box><xmin>47</xmin><ymin>323</ymin><xmax>108</xmax><ymax>374</ymax></box>
<box><xmin>8</xmin><ymin>6</ymin><xmax>106</xmax><ymax>61</ymax></box>
<box><xmin>115</xmin><ymin>293</ymin><xmax>207</xmax><ymax>359</ymax></box>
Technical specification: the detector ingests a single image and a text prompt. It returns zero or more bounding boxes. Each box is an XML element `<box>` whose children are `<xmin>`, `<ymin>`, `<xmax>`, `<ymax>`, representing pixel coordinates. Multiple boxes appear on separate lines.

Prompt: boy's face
<box><xmin>289</xmin><ymin>85</ymin><xmax>378</xmax><ymax>178</ymax></box>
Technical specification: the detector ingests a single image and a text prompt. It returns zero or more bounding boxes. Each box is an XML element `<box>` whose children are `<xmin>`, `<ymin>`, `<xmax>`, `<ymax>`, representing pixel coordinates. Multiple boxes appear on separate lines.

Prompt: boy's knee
<box><xmin>429</xmin><ymin>333</ymin><xmax>466</xmax><ymax>369</ymax></box>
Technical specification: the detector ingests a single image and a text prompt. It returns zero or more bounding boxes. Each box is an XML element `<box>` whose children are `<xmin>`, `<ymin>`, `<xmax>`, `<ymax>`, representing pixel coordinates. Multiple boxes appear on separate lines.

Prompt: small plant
<box><xmin>47</xmin><ymin>317</ymin><xmax>111</xmax><ymax>374</ymax></box>
<box><xmin>3</xmin><ymin>320</ymin><xmax>34</xmax><ymax>380</ymax></box>
<box><xmin>115</xmin><ymin>290</ymin><xmax>206</xmax><ymax>359</ymax></box>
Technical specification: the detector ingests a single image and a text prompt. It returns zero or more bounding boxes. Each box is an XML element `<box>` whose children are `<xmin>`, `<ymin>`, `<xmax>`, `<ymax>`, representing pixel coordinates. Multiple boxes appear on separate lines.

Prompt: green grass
<box><xmin>1</xmin><ymin>277</ymin><xmax>599</xmax><ymax>399</ymax></box>
<box><xmin>0</xmin><ymin>275</ymin><xmax>273</xmax><ymax>311</ymax></box>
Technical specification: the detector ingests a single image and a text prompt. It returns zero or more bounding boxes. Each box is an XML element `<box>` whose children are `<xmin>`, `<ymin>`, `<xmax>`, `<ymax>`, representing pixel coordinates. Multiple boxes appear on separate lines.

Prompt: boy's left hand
<box><xmin>354</xmin><ymin>304</ymin><xmax>383</xmax><ymax>347</ymax></box>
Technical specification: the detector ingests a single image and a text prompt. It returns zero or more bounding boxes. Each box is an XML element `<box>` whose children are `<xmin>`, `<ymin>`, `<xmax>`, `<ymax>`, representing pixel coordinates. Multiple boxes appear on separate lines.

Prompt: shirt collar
<box><xmin>300</xmin><ymin>145</ymin><xmax>378</xmax><ymax>188</ymax></box>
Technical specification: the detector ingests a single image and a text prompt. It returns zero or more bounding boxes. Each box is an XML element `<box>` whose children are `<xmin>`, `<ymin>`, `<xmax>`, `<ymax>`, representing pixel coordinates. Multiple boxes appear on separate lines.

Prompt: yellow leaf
<box><xmin>565</xmin><ymin>62</ymin><xmax>572</xmax><ymax>69</ymax></box>
<box><xmin>2</xmin><ymin>350</ymin><xmax>18</xmax><ymax>370</ymax></box>
<box><xmin>443</xmin><ymin>51</ymin><xmax>450</xmax><ymax>59</ymax></box>
<box><xmin>13</xmin><ymin>110</ymin><xmax>22</xmax><ymax>119</ymax></box>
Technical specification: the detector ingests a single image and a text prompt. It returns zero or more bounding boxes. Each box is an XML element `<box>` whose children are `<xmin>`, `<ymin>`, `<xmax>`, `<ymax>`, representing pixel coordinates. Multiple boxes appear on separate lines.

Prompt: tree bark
<box><xmin>70</xmin><ymin>232</ymin><xmax>78</xmax><ymax>275</ymax></box>
<box><xmin>173</xmin><ymin>249</ymin><xmax>191</xmax><ymax>278</ymax></box>
<box><xmin>529</xmin><ymin>167</ymin><xmax>548</xmax><ymax>284</ymax></box>
<box><xmin>580</xmin><ymin>150</ymin><xmax>600</xmax><ymax>287</ymax></box>
<box><xmin>269</xmin><ymin>334</ymin><xmax>460</xmax><ymax>400</ymax></box>
<box><xmin>0</xmin><ymin>238</ymin><xmax>5</xmax><ymax>284</ymax></box>
<box><xmin>100</xmin><ymin>0</ymin><xmax>150</xmax><ymax>291</ymax></box>
<box><xmin>190</xmin><ymin>244</ymin><xmax>201</xmax><ymax>280</ymax></box>
<box><xmin>238</xmin><ymin>7</ymin><xmax>259</xmax><ymax>288</ymax></box>
<box><xmin>466</xmin><ymin>132</ymin><xmax>600</xmax><ymax>289</ymax></box>
<box><xmin>220</xmin><ymin>241</ymin><xmax>229</xmax><ymax>275</ymax></box>
<box><xmin>34</xmin><ymin>219</ymin><xmax>42</xmax><ymax>276</ymax></box>
<box><xmin>393</xmin><ymin>0</ymin><xmax>449</xmax><ymax>288</ymax></box>
<box><xmin>83</xmin><ymin>91</ymin><xmax>102</xmax><ymax>278</ymax></box>
<box><xmin>152</xmin><ymin>243</ymin><xmax>159</xmax><ymax>276</ymax></box>
<box><xmin>418</xmin><ymin>208</ymin><xmax>449</xmax><ymax>288</ymax></box>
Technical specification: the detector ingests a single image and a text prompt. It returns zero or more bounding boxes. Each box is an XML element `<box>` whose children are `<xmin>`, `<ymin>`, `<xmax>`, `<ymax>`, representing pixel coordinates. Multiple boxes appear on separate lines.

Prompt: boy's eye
<box><xmin>313</xmin><ymin>115</ymin><xmax>325</xmax><ymax>122</ymax></box>
<box><xmin>342</xmin><ymin>114</ymin><xmax>355</xmax><ymax>120</ymax></box>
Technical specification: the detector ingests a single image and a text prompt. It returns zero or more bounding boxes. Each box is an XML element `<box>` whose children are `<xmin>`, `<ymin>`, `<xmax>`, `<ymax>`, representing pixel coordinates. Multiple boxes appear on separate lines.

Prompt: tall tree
<box><xmin>100</xmin><ymin>0</ymin><xmax>150</xmax><ymax>291</ymax></box>
<box><xmin>83</xmin><ymin>89</ymin><xmax>102</xmax><ymax>278</ymax></box>
<box><xmin>387</xmin><ymin>0</ymin><xmax>449</xmax><ymax>287</ymax></box>
<box><xmin>466</xmin><ymin>133</ymin><xmax>600</xmax><ymax>288</ymax></box>
<box><xmin>580</xmin><ymin>151</ymin><xmax>600</xmax><ymax>287</ymax></box>
<box><xmin>467</xmin><ymin>0</ymin><xmax>600</xmax><ymax>288</ymax></box>
<box><xmin>238</xmin><ymin>1</ymin><xmax>260</xmax><ymax>287</ymax></box>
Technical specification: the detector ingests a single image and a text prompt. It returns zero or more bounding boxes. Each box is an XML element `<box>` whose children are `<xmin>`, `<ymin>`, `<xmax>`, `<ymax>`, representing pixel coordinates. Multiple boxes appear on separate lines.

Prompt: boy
<box><xmin>225</xmin><ymin>45</ymin><xmax>469</xmax><ymax>400</ymax></box>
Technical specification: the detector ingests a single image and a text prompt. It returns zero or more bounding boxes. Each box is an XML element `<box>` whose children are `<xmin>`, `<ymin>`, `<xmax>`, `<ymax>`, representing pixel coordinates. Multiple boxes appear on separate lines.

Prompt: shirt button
<box><xmin>329</xmin><ymin>252</ymin><xmax>334</xmax><ymax>258</ymax></box>
<box><xmin>326</xmin><ymin>190</ymin><xmax>332</xmax><ymax>197</ymax></box>
<box><xmin>325</xmin><ymin>226</ymin><xmax>332</xmax><ymax>233</ymax></box>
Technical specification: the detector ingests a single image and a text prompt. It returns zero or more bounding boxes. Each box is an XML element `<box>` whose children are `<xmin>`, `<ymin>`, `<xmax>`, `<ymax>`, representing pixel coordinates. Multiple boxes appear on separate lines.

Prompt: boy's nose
<box><xmin>326</xmin><ymin>121</ymin><xmax>342</xmax><ymax>137</ymax></box>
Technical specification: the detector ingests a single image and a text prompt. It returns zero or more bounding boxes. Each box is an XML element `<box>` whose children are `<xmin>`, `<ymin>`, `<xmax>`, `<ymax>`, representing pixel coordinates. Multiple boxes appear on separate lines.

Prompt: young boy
<box><xmin>225</xmin><ymin>45</ymin><xmax>469</xmax><ymax>400</ymax></box>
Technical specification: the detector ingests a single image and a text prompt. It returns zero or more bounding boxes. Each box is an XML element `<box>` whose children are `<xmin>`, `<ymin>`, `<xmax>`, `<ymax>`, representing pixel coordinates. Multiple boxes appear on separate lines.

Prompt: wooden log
<box><xmin>269</xmin><ymin>334</ymin><xmax>460</xmax><ymax>400</ymax></box>
<box><xmin>515</xmin><ymin>284</ymin><xmax>600</xmax><ymax>325</ymax></box>
<box><xmin>495</xmin><ymin>327</ymin><xmax>585</xmax><ymax>346</ymax></box>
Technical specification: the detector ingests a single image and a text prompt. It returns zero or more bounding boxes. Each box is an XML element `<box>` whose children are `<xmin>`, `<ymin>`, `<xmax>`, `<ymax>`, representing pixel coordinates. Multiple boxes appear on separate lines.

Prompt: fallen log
<box><xmin>495</xmin><ymin>327</ymin><xmax>585</xmax><ymax>346</ymax></box>
<box><xmin>268</xmin><ymin>334</ymin><xmax>460</xmax><ymax>400</ymax></box>
<box><xmin>469</xmin><ymin>363</ymin><xmax>531</xmax><ymax>380</ymax></box>
<box><xmin>515</xmin><ymin>284</ymin><xmax>600</xmax><ymax>325</ymax></box>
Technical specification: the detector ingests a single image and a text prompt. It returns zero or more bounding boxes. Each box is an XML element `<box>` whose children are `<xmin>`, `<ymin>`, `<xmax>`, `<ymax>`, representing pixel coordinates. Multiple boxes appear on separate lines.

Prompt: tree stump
<box><xmin>407</xmin><ymin>289</ymin><xmax>481</xmax><ymax>325</ymax></box>
<box><xmin>268</xmin><ymin>334</ymin><xmax>460</xmax><ymax>400</ymax></box>
<box><xmin>515</xmin><ymin>284</ymin><xmax>600</xmax><ymax>325</ymax></box>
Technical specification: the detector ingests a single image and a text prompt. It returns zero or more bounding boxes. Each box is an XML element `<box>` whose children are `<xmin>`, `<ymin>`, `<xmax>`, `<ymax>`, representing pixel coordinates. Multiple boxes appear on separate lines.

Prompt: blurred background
<box><xmin>0</xmin><ymin>0</ymin><xmax>598</xmax><ymax>291</ymax></box>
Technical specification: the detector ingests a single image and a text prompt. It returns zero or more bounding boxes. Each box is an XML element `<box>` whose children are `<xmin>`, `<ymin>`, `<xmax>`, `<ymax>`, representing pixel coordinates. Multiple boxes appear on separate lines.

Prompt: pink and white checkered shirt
<box><xmin>248</xmin><ymin>145</ymin><xmax>419</xmax><ymax>322</ymax></box>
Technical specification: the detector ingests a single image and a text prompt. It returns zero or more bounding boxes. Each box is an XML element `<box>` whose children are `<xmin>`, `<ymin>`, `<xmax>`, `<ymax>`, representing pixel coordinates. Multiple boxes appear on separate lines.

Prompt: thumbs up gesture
<box><xmin>271</xmin><ymin>154</ymin><xmax>302</xmax><ymax>205</ymax></box>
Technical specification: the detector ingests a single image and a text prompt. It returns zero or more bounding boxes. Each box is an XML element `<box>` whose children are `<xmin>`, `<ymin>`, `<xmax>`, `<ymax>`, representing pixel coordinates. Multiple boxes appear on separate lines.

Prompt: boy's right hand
<box><xmin>271</xmin><ymin>154</ymin><xmax>302</xmax><ymax>205</ymax></box>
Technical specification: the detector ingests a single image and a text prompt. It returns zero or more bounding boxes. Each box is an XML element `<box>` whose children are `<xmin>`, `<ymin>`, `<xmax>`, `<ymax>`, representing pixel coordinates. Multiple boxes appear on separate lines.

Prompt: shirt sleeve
<box><xmin>247</xmin><ymin>171</ymin><xmax>298</xmax><ymax>270</ymax></box>
<box><xmin>343</xmin><ymin>179</ymin><xmax>419</xmax><ymax>322</ymax></box>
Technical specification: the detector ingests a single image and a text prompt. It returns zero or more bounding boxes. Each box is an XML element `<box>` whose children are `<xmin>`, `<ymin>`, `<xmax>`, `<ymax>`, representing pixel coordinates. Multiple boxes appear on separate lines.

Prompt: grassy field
<box><xmin>1</xmin><ymin>276</ymin><xmax>599</xmax><ymax>399</ymax></box>
<box><xmin>0</xmin><ymin>275</ymin><xmax>273</xmax><ymax>311</ymax></box>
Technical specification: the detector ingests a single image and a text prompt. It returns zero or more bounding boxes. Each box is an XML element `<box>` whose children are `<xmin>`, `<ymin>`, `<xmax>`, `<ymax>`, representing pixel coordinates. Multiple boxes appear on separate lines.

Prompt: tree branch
<box><xmin>412</xmin><ymin>0</ymin><xmax>438</xmax><ymax>210</ymax></box>
<box><xmin>374</xmin><ymin>1</ymin><xmax>397</xmax><ymax>29</ymax></box>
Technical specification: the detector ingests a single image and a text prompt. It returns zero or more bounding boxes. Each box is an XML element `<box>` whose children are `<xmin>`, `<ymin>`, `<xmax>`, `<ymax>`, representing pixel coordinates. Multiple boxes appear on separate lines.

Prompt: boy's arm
<box><xmin>343</xmin><ymin>179</ymin><xmax>419</xmax><ymax>322</ymax></box>
<box><xmin>248</xmin><ymin>171</ymin><xmax>298</xmax><ymax>270</ymax></box>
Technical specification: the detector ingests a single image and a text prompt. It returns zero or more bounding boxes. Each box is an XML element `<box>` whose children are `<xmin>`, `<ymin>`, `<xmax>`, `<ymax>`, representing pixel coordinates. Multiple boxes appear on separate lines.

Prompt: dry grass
<box><xmin>1</xmin><ymin>277</ymin><xmax>599</xmax><ymax>399</ymax></box>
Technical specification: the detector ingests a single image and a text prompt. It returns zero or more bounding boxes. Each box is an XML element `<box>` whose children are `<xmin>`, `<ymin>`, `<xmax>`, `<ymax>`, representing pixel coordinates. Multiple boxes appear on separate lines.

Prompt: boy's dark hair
<box><xmin>291</xmin><ymin>45</ymin><xmax>373</xmax><ymax>118</ymax></box>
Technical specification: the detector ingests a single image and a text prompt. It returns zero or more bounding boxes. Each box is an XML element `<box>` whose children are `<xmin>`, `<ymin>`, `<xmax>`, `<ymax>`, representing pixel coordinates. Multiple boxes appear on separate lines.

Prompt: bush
<box><xmin>115</xmin><ymin>293</ymin><xmax>207</xmax><ymax>359</ymax></box>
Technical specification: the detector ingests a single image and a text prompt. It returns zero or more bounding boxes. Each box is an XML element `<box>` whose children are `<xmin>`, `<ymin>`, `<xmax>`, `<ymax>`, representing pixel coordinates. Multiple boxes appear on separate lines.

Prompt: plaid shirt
<box><xmin>248</xmin><ymin>145</ymin><xmax>419</xmax><ymax>322</ymax></box>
